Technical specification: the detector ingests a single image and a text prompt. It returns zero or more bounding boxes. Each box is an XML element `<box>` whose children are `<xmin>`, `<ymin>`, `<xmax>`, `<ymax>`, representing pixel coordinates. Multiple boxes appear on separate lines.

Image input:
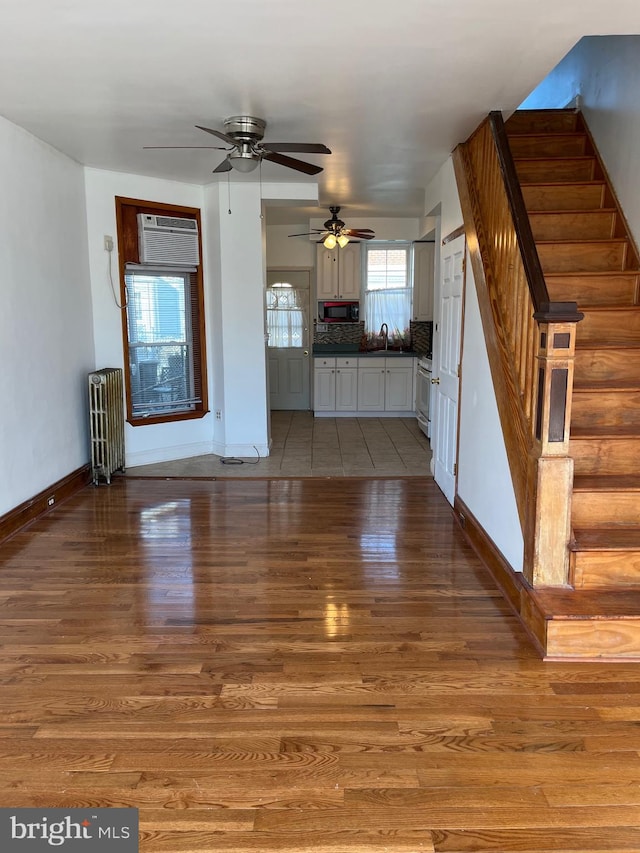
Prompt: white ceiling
<box><xmin>1</xmin><ymin>1</ymin><xmax>639</xmax><ymax>226</ymax></box>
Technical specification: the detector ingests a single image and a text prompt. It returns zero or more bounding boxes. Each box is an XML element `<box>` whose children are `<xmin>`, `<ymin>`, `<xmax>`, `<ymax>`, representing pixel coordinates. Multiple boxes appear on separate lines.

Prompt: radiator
<box><xmin>89</xmin><ymin>368</ymin><xmax>125</xmax><ymax>484</ymax></box>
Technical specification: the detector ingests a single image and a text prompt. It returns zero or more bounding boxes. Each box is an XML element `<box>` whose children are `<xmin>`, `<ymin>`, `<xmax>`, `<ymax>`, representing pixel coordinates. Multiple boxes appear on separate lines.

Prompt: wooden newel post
<box><xmin>524</xmin><ymin>305</ymin><xmax>582</xmax><ymax>587</ymax></box>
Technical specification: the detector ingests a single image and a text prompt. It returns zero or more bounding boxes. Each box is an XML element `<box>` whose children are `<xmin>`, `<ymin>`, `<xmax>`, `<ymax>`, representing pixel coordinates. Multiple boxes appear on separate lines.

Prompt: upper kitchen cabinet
<box><xmin>412</xmin><ymin>241</ymin><xmax>435</xmax><ymax>321</ymax></box>
<box><xmin>316</xmin><ymin>243</ymin><xmax>361</xmax><ymax>300</ymax></box>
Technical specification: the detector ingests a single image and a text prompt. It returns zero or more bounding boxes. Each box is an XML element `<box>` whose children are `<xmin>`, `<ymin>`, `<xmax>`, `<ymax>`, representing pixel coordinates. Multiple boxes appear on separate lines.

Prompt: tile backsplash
<box><xmin>314</xmin><ymin>320</ymin><xmax>433</xmax><ymax>354</ymax></box>
<box><xmin>314</xmin><ymin>321</ymin><xmax>365</xmax><ymax>346</ymax></box>
<box><xmin>410</xmin><ymin>320</ymin><xmax>433</xmax><ymax>356</ymax></box>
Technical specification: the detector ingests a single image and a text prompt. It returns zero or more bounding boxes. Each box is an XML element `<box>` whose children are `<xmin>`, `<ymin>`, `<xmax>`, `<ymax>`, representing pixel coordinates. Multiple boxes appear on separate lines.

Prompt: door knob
<box><xmin>303</xmin><ymin>350</ymin><xmax>309</xmax><ymax>356</ymax></box>
<box><xmin>431</xmin><ymin>377</ymin><xmax>440</xmax><ymax>385</ymax></box>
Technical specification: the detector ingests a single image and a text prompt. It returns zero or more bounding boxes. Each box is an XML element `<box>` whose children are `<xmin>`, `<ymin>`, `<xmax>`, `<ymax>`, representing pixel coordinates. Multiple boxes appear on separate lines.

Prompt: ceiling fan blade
<box><xmin>143</xmin><ymin>145</ymin><xmax>229</xmax><ymax>150</ymax></box>
<box><xmin>212</xmin><ymin>158</ymin><xmax>232</xmax><ymax>173</ymax></box>
<box><xmin>195</xmin><ymin>125</ymin><xmax>237</xmax><ymax>146</ymax></box>
<box><xmin>344</xmin><ymin>229</ymin><xmax>376</xmax><ymax>239</ymax></box>
<box><xmin>288</xmin><ymin>230</ymin><xmax>324</xmax><ymax>237</ymax></box>
<box><xmin>262</xmin><ymin>143</ymin><xmax>331</xmax><ymax>154</ymax></box>
<box><xmin>263</xmin><ymin>151</ymin><xmax>323</xmax><ymax>175</ymax></box>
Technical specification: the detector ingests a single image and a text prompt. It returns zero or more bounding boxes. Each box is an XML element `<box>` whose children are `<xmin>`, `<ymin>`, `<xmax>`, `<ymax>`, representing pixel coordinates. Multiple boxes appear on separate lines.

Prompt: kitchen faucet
<box><xmin>379</xmin><ymin>323</ymin><xmax>389</xmax><ymax>350</ymax></box>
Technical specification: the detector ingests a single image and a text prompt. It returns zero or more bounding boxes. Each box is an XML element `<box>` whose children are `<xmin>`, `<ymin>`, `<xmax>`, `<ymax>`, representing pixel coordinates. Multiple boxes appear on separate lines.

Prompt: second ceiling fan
<box><xmin>289</xmin><ymin>207</ymin><xmax>375</xmax><ymax>248</ymax></box>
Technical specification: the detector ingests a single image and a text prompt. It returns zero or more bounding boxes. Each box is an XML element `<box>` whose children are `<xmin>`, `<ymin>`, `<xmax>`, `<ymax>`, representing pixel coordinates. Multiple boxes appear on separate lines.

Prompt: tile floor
<box><xmin>127</xmin><ymin>410</ymin><xmax>432</xmax><ymax>478</ymax></box>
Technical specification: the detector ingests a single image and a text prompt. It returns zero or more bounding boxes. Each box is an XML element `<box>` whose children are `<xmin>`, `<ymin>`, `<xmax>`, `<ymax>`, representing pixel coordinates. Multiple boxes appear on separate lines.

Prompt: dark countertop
<box><xmin>313</xmin><ymin>346</ymin><xmax>419</xmax><ymax>359</ymax></box>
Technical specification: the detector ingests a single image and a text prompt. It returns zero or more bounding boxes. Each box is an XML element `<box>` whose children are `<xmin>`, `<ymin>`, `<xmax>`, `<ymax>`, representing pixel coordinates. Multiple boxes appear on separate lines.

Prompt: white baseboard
<box><xmin>211</xmin><ymin>442</ymin><xmax>270</xmax><ymax>459</ymax></box>
<box><xmin>126</xmin><ymin>441</ymin><xmax>213</xmax><ymax>468</ymax></box>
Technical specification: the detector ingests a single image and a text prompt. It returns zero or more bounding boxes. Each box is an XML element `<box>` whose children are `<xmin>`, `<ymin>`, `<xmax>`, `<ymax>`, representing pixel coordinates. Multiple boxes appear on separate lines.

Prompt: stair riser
<box><xmin>530</xmin><ymin>211</ymin><xmax>616</xmax><ymax>241</ymax></box>
<box><xmin>515</xmin><ymin>159</ymin><xmax>596</xmax><ymax>183</ymax></box>
<box><xmin>545</xmin><ymin>273</ymin><xmax>638</xmax><ymax>306</ymax></box>
<box><xmin>537</xmin><ymin>241</ymin><xmax>627</xmax><ymax>273</ymax></box>
<box><xmin>508</xmin><ymin>134</ymin><xmax>588</xmax><ymax>158</ymax></box>
<box><xmin>522</xmin><ymin>183</ymin><xmax>606</xmax><ymax>211</ymax></box>
<box><xmin>506</xmin><ymin>111</ymin><xmax>579</xmax><ymax>134</ymax></box>
<box><xmin>577</xmin><ymin>309</ymin><xmax>640</xmax><ymax>344</ymax></box>
<box><xmin>571</xmin><ymin>437</ymin><xmax>640</xmax><ymax>475</ymax></box>
<box><xmin>545</xmin><ymin>618</ymin><xmax>640</xmax><ymax>659</ymax></box>
<box><xmin>572</xmin><ymin>490</ymin><xmax>640</xmax><ymax>527</ymax></box>
<box><xmin>572</xmin><ymin>391</ymin><xmax>640</xmax><ymax>429</ymax></box>
<box><xmin>575</xmin><ymin>348</ymin><xmax>640</xmax><ymax>384</ymax></box>
<box><xmin>571</xmin><ymin>550</ymin><xmax>640</xmax><ymax>589</ymax></box>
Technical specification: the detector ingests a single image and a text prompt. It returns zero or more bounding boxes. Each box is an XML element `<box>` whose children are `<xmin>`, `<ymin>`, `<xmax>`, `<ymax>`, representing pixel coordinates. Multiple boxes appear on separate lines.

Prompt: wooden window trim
<box><xmin>114</xmin><ymin>196</ymin><xmax>208</xmax><ymax>427</ymax></box>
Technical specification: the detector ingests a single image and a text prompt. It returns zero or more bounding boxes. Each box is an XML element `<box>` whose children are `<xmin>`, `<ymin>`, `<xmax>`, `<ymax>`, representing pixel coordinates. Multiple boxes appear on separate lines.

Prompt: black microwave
<box><xmin>320</xmin><ymin>301</ymin><xmax>359</xmax><ymax>322</ymax></box>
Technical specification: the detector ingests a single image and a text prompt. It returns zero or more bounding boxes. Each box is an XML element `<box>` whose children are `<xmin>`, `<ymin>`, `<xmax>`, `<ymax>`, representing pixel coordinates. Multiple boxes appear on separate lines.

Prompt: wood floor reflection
<box><xmin>2</xmin><ymin>477</ymin><xmax>640</xmax><ymax>851</ymax></box>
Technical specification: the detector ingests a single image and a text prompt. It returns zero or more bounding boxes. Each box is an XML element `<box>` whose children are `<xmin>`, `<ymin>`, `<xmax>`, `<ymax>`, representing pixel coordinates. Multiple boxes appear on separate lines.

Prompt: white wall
<box><xmin>84</xmin><ymin>168</ymin><xmax>214</xmax><ymax>467</ymax></box>
<box><xmin>520</xmin><ymin>35</ymin><xmax>640</xmax><ymax>245</ymax></box>
<box><xmin>266</xmin><ymin>224</ymin><xmax>315</xmax><ymax>268</ymax></box>
<box><xmin>424</xmin><ymin>156</ymin><xmax>523</xmax><ymax>571</ymax></box>
<box><xmin>458</xmin><ymin>253</ymin><xmax>524</xmax><ymax>571</ymax></box>
<box><xmin>0</xmin><ymin>116</ymin><xmax>95</xmax><ymax>515</ymax></box>
<box><xmin>204</xmin><ymin>182</ymin><xmax>270</xmax><ymax>457</ymax></box>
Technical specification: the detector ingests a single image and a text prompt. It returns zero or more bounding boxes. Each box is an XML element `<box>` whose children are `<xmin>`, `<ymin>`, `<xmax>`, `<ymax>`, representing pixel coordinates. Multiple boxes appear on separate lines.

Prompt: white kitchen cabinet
<box><xmin>357</xmin><ymin>359</ymin><xmax>386</xmax><ymax>411</ymax></box>
<box><xmin>314</xmin><ymin>357</ymin><xmax>358</xmax><ymax>412</ymax></box>
<box><xmin>385</xmin><ymin>364</ymin><xmax>415</xmax><ymax>411</ymax></box>
<box><xmin>314</xmin><ymin>366</ymin><xmax>336</xmax><ymax>411</ymax></box>
<box><xmin>316</xmin><ymin>243</ymin><xmax>361</xmax><ymax>300</ymax></box>
<box><xmin>357</xmin><ymin>358</ymin><xmax>415</xmax><ymax>413</ymax></box>
<box><xmin>315</xmin><ymin>356</ymin><xmax>415</xmax><ymax>415</ymax></box>
<box><xmin>412</xmin><ymin>241</ymin><xmax>435</xmax><ymax>321</ymax></box>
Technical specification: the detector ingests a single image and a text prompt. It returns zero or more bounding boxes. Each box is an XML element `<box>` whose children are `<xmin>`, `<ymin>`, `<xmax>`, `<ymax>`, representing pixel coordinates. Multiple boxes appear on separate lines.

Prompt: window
<box><xmin>115</xmin><ymin>198</ymin><xmax>208</xmax><ymax>425</ymax></box>
<box><xmin>364</xmin><ymin>243</ymin><xmax>411</xmax><ymax>344</ymax></box>
<box><xmin>266</xmin><ymin>282</ymin><xmax>307</xmax><ymax>348</ymax></box>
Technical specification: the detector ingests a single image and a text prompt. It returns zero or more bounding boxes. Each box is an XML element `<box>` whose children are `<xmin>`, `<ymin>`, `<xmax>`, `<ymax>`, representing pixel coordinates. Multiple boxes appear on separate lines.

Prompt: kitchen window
<box><xmin>364</xmin><ymin>243</ymin><xmax>411</xmax><ymax>344</ymax></box>
<box><xmin>115</xmin><ymin>197</ymin><xmax>208</xmax><ymax>425</ymax></box>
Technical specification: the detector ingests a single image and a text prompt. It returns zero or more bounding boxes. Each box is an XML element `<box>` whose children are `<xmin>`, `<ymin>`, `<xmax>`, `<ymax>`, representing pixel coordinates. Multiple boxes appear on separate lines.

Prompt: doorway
<box><xmin>266</xmin><ymin>269</ymin><xmax>311</xmax><ymax>410</ymax></box>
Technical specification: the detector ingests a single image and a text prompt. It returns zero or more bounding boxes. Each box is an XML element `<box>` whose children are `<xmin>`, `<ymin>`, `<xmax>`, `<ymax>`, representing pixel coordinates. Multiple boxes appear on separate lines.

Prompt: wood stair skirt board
<box><xmin>455</xmin><ymin>495</ymin><xmax>640</xmax><ymax>660</ymax></box>
<box><xmin>0</xmin><ymin>465</ymin><xmax>91</xmax><ymax>544</ymax></box>
<box><xmin>465</xmin><ymin>107</ymin><xmax>640</xmax><ymax>659</ymax></box>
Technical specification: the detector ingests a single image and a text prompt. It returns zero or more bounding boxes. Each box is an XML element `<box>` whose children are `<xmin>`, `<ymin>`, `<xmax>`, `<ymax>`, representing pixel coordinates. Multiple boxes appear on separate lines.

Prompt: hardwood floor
<box><xmin>2</xmin><ymin>477</ymin><xmax>640</xmax><ymax>851</ymax></box>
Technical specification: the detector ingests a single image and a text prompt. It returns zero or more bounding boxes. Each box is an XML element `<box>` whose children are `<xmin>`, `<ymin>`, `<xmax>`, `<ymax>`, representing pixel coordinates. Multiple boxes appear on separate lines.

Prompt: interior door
<box><xmin>432</xmin><ymin>232</ymin><xmax>465</xmax><ymax>504</ymax></box>
<box><xmin>266</xmin><ymin>269</ymin><xmax>311</xmax><ymax>410</ymax></box>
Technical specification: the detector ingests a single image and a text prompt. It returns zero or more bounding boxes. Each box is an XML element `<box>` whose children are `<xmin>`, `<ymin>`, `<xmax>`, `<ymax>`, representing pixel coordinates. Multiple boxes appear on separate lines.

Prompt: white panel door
<box><xmin>432</xmin><ymin>234</ymin><xmax>465</xmax><ymax>504</ymax></box>
<box><xmin>267</xmin><ymin>269</ymin><xmax>311</xmax><ymax>410</ymax></box>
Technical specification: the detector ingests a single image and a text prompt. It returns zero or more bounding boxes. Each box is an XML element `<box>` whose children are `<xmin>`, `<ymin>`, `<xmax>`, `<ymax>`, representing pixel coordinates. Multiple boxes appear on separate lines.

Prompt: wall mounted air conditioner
<box><xmin>137</xmin><ymin>214</ymin><xmax>200</xmax><ymax>266</ymax></box>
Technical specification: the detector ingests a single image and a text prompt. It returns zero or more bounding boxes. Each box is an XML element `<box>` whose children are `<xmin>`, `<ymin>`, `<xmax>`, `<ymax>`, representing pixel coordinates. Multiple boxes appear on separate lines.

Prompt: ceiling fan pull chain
<box><xmin>259</xmin><ymin>161</ymin><xmax>264</xmax><ymax>219</ymax></box>
<box><xmin>227</xmin><ymin>172</ymin><xmax>232</xmax><ymax>215</ymax></box>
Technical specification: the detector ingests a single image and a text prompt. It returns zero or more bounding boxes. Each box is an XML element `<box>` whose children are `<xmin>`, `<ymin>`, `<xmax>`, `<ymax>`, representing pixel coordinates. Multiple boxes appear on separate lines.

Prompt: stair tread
<box><xmin>571</xmin><ymin>424</ymin><xmax>640</xmax><ymax>438</ymax></box>
<box><xmin>573</xmin><ymin>473</ymin><xmax>640</xmax><ymax>491</ymax></box>
<box><xmin>572</xmin><ymin>527</ymin><xmax>640</xmax><ymax>551</ymax></box>
<box><xmin>576</xmin><ymin>342</ymin><xmax>640</xmax><ymax>351</ymax></box>
<box><xmin>535</xmin><ymin>237</ymin><xmax>629</xmax><ymax>245</ymax></box>
<box><xmin>532</xmin><ymin>586</ymin><xmax>640</xmax><ymax>619</ymax></box>
<box><xmin>514</xmin><ymin>155</ymin><xmax>595</xmax><ymax>161</ymax></box>
<box><xmin>521</xmin><ymin>180</ymin><xmax>605</xmax><ymax>187</ymax></box>
<box><xmin>574</xmin><ymin>381</ymin><xmax>640</xmax><ymax>392</ymax></box>
<box><xmin>545</xmin><ymin>269</ymin><xmax>638</xmax><ymax>277</ymax></box>
<box><xmin>529</xmin><ymin>208</ymin><xmax>617</xmax><ymax>215</ymax></box>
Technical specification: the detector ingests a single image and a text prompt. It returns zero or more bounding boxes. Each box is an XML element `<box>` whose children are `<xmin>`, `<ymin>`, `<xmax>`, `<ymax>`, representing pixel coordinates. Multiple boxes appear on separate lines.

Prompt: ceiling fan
<box><xmin>144</xmin><ymin>115</ymin><xmax>331</xmax><ymax>175</ymax></box>
<box><xmin>289</xmin><ymin>206</ymin><xmax>375</xmax><ymax>248</ymax></box>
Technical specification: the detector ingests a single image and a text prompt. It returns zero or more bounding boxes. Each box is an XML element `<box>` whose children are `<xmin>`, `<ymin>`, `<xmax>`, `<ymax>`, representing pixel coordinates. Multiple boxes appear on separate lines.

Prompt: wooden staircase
<box><xmin>505</xmin><ymin>109</ymin><xmax>640</xmax><ymax>658</ymax></box>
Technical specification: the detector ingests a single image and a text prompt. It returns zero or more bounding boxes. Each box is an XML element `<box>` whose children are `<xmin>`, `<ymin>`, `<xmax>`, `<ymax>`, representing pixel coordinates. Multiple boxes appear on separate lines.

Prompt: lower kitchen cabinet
<box><xmin>313</xmin><ymin>358</ymin><xmax>358</xmax><ymax>412</ymax></box>
<box><xmin>385</xmin><ymin>365</ymin><xmax>415</xmax><ymax>410</ymax></box>
<box><xmin>314</xmin><ymin>356</ymin><xmax>415</xmax><ymax>415</ymax></box>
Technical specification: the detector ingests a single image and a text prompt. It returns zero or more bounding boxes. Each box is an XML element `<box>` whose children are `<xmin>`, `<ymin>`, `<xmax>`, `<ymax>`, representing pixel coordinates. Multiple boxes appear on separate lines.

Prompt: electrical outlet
<box><xmin>104</xmin><ymin>235</ymin><xmax>114</xmax><ymax>251</ymax></box>
<box><xmin>215</xmin><ymin>410</ymin><xmax>222</xmax><ymax>420</ymax></box>
<box><xmin>47</xmin><ymin>496</ymin><xmax>55</xmax><ymax>507</ymax></box>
